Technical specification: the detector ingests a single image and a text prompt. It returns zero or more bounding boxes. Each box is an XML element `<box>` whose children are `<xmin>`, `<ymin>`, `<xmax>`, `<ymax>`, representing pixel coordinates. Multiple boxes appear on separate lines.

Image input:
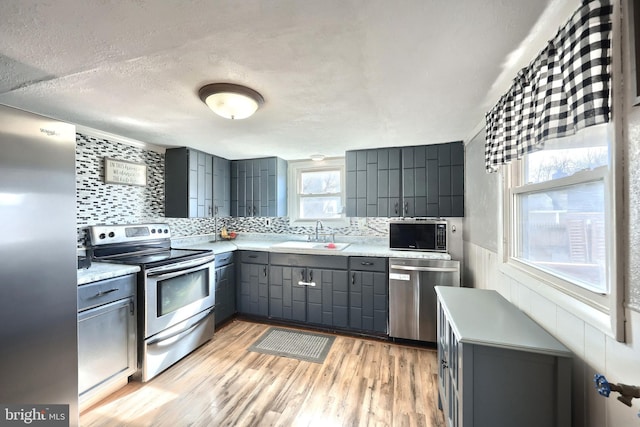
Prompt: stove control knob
<box><xmin>163</xmin><ymin>229</ymin><xmax>169</xmax><ymax>234</ymax></box>
<box><xmin>108</xmin><ymin>232</ymin><xmax>115</xmax><ymax>238</ymax></box>
<box><xmin>151</xmin><ymin>229</ymin><xmax>156</xmax><ymax>234</ymax></box>
<box><xmin>99</xmin><ymin>233</ymin><xmax>106</xmax><ymax>239</ymax></box>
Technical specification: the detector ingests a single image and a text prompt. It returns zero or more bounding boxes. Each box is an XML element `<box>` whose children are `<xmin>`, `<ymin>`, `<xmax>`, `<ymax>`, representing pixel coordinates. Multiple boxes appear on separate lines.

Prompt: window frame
<box><xmin>499</xmin><ymin>123</ymin><xmax>624</xmax><ymax>341</ymax></box>
<box><xmin>287</xmin><ymin>158</ymin><xmax>348</xmax><ymax>227</ymax></box>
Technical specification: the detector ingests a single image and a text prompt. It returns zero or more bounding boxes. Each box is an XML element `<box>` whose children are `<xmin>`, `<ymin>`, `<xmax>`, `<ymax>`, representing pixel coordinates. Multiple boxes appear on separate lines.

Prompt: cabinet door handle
<box><xmin>309</xmin><ymin>270</ymin><xmax>313</xmax><ymax>282</ymax></box>
<box><xmin>404</xmin><ymin>201</ymin><xmax>409</xmax><ymax>214</ymax></box>
<box><xmin>129</xmin><ymin>298</ymin><xmax>135</xmax><ymax>315</ymax></box>
<box><xmin>246</xmin><ymin>206</ymin><xmax>251</xmax><ymax>216</ymax></box>
<box><xmin>300</xmin><ymin>269</ymin><xmax>306</xmax><ymax>281</ymax></box>
<box><xmin>351</xmin><ymin>273</ymin><xmax>356</xmax><ymax>285</ymax></box>
<box><xmin>441</xmin><ymin>359</ymin><xmax>448</xmax><ymax>369</ymax></box>
<box><xmin>394</xmin><ymin>202</ymin><xmax>399</xmax><ymax>215</ymax></box>
<box><xmin>361</xmin><ymin>261</ymin><xmax>374</xmax><ymax>266</ymax></box>
<box><xmin>263</xmin><ymin>266</ymin><xmax>267</xmax><ymax>277</ymax></box>
<box><xmin>95</xmin><ymin>288</ymin><xmax>119</xmax><ymax>297</ymax></box>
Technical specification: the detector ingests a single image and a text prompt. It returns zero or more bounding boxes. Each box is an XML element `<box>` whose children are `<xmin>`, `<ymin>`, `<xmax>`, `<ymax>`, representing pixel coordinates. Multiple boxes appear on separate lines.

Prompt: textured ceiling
<box><xmin>0</xmin><ymin>0</ymin><xmax>574</xmax><ymax>160</ymax></box>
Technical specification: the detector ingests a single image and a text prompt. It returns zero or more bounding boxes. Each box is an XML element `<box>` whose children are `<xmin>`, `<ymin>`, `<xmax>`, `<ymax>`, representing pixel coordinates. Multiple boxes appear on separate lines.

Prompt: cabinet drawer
<box><xmin>349</xmin><ymin>257</ymin><xmax>387</xmax><ymax>272</ymax></box>
<box><xmin>78</xmin><ymin>274</ymin><xmax>136</xmax><ymax>311</ymax></box>
<box><xmin>215</xmin><ymin>251</ymin><xmax>235</xmax><ymax>267</ymax></box>
<box><xmin>270</xmin><ymin>253</ymin><xmax>348</xmax><ymax>270</ymax></box>
<box><xmin>240</xmin><ymin>250</ymin><xmax>268</xmax><ymax>264</ymax></box>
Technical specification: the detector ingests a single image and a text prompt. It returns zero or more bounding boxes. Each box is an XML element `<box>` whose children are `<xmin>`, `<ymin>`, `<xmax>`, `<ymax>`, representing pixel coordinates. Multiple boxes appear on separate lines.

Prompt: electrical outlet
<box><xmin>265</xmin><ymin>218</ymin><xmax>271</xmax><ymax>227</ymax></box>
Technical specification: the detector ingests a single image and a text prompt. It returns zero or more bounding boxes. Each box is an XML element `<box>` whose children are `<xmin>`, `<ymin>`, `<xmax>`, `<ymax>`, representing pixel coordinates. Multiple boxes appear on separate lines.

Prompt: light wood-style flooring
<box><xmin>81</xmin><ymin>320</ymin><xmax>445</xmax><ymax>427</ymax></box>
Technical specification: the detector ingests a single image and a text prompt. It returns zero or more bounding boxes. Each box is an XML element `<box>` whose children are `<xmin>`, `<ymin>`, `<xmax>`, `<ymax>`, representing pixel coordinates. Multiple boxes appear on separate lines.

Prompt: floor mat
<box><xmin>247</xmin><ymin>327</ymin><xmax>335</xmax><ymax>363</ymax></box>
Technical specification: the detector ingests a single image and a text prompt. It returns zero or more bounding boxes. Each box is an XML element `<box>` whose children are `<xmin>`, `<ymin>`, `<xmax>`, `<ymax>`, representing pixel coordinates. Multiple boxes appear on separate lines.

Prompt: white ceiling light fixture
<box><xmin>198</xmin><ymin>83</ymin><xmax>264</xmax><ymax>120</ymax></box>
<box><xmin>310</xmin><ymin>154</ymin><xmax>325</xmax><ymax>161</ymax></box>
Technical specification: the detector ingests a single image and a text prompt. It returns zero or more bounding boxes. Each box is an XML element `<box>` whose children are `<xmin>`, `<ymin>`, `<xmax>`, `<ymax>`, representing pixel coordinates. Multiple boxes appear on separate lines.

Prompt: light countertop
<box><xmin>77</xmin><ymin>262</ymin><xmax>140</xmax><ymax>286</ymax></box>
<box><xmin>78</xmin><ymin>235</ymin><xmax>451</xmax><ymax>285</ymax></box>
<box><xmin>435</xmin><ymin>286</ymin><xmax>571</xmax><ymax>357</ymax></box>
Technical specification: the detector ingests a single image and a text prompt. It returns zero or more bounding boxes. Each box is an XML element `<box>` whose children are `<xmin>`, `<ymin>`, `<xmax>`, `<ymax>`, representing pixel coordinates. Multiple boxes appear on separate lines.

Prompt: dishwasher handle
<box><xmin>389</xmin><ymin>264</ymin><xmax>459</xmax><ymax>273</ymax></box>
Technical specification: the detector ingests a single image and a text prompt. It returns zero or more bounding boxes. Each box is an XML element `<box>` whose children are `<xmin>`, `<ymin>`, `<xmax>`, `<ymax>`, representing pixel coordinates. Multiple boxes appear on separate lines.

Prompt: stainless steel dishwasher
<box><xmin>388</xmin><ymin>258</ymin><xmax>460</xmax><ymax>342</ymax></box>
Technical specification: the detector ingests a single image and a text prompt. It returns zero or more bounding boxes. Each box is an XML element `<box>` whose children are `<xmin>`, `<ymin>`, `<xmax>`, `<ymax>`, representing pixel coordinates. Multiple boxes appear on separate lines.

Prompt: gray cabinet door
<box><xmin>349</xmin><ymin>270</ymin><xmax>387</xmax><ymax>333</ymax></box>
<box><xmin>213</xmin><ymin>155</ymin><xmax>231</xmax><ymax>217</ymax></box>
<box><xmin>165</xmin><ymin>147</ymin><xmax>214</xmax><ymax>218</ymax></box>
<box><xmin>306</xmin><ymin>268</ymin><xmax>348</xmax><ymax>328</ymax></box>
<box><xmin>269</xmin><ymin>265</ymin><xmax>306</xmax><ymax>322</ymax></box>
<box><xmin>238</xmin><ymin>260</ymin><xmax>269</xmax><ymax>316</ymax></box>
<box><xmin>78</xmin><ymin>297</ymin><xmax>136</xmax><ymax>397</ymax></box>
<box><xmin>214</xmin><ymin>257</ymin><xmax>236</xmax><ymax>325</ymax></box>
<box><xmin>231</xmin><ymin>157</ymin><xmax>287</xmax><ymax>217</ymax></box>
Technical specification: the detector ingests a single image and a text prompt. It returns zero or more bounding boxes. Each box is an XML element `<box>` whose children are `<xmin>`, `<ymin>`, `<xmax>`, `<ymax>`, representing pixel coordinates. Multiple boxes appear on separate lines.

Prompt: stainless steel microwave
<box><xmin>389</xmin><ymin>220</ymin><xmax>447</xmax><ymax>252</ymax></box>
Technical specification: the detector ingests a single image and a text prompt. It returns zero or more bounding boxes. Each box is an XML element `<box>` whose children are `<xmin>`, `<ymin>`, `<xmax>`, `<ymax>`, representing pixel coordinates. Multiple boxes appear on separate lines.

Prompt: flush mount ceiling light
<box><xmin>310</xmin><ymin>154</ymin><xmax>325</xmax><ymax>161</ymax></box>
<box><xmin>198</xmin><ymin>83</ymin><xmax>264</xmax><ymax>120</ymax></box>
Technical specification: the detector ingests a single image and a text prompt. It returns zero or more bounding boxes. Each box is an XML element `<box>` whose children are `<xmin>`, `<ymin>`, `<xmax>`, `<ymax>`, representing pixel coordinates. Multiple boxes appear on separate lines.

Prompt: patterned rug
<box><xmin>247</xmin><ymin>327</ymin><xmax>335</xmax><ymax>363</ymax></box>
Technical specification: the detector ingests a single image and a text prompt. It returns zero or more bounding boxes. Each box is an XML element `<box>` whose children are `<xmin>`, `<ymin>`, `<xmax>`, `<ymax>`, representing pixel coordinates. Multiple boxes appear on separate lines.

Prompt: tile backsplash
<box><xmin>75</xmin><ymin>132</ymin><xmax>390</xmax><ymax>247</ymax></box>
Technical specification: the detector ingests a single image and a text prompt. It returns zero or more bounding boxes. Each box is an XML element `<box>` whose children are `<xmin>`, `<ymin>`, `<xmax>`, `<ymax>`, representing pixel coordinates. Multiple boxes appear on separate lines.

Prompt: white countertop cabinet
<box><xmin>435</xmin><ymin>287</ymin><xmax>572</xmax><ymax>427</ymax></box>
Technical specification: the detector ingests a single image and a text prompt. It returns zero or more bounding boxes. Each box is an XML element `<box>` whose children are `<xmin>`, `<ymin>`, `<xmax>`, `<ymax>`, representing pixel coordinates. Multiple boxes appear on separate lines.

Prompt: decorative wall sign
<box><xmin>104</xmin><ymin>157</ymin><xmax>147</xmax><ymax>186</ymax></box>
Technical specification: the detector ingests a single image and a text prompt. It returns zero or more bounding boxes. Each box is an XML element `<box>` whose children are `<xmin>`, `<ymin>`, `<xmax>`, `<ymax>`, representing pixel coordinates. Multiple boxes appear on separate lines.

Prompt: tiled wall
<box><xmin>75</xmin><ymin>133</ymin><xmax>391</xmax><ymax>247</ymax></box>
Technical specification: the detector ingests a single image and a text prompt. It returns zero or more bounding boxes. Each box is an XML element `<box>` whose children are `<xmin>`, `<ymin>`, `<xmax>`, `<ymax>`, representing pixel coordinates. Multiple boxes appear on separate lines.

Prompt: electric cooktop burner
<box><xmin>101</xmin><ymin>248</ymin><xmax>213</xmax><ymax>268</ymax></box>
<box><xmin>86</xmin><ymin>223</ymin><xmax>214</xmax><ymax>269</ymax></box>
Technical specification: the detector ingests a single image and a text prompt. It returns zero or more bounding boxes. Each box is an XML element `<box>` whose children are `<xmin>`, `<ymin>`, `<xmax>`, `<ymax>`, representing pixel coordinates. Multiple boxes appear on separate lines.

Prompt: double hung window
<box><xmin>505</xmin><ymin>124</ymin><xmax>612</xmax><ymax>304</ymax></box>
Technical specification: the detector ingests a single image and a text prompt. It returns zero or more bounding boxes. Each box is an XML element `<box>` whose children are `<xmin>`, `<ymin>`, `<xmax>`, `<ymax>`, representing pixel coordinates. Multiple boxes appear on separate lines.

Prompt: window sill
<box><xmin>499</xmin><ymin>260</ymin><xmax>618</xmax><ymax>340</ymax></box>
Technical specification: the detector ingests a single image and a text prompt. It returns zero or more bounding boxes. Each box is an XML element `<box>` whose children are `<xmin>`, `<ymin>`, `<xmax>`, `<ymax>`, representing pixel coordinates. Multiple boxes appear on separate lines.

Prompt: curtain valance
<box><xmin>485</xmin><ymin>0</ymin><xmax>612</xmax><ymax>173</ymax></box>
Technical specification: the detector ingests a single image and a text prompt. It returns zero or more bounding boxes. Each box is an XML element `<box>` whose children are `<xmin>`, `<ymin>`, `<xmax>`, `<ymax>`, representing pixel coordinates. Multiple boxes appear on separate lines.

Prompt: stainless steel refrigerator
<box><xmin>0</xmin><ymin>105</ymin><xmax>78</xmax><ymax>426</ymax></box>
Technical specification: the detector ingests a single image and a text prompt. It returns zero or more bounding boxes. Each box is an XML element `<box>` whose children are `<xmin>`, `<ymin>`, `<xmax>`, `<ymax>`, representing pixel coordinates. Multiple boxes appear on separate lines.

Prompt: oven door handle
<box><xmin>147</xmin><ymin>308</ymin><xmax>213</xmax><ymax>346</ymax></box>
<box><xmin>146</xmin><ymin>255</ymin><xmax>215</xmax><ymax>279</ymax></box>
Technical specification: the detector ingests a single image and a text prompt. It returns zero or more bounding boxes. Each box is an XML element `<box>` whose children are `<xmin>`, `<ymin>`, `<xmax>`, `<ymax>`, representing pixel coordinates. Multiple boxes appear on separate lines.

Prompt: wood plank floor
<box><xmin>81</xmin><ymin>320</ymin><xmax>445</xmax><ymax>427</ymax></box>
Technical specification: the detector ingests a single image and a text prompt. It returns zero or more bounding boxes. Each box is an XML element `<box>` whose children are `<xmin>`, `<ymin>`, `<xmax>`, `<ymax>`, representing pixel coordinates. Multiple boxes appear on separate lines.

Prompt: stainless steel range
<box><xmin>88</xmin><ymin>223</ymin><xmax>216</xmax><ymax>382</ymax></box>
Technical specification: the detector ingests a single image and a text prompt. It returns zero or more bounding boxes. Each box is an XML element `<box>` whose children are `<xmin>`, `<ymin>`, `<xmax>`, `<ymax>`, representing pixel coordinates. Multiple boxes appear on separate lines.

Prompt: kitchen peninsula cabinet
<box><xmin>346</xmin><ymin>141</ymin><xmax>464</xmax><ymax>218</ymax></box>
<box><xmin>237</xmin><ymin>251</ymin><xmax>269</xmax><ymax>317</ymax></box>
<box><xmin>435</xmin><ymin>287</ymin><xmax>571</xmax><ymax>427</ymax></box>
<box><xmin>269</xmin><ymin>253</ymin><xmax>349</xmax><ymax>328</ymax></box>
<box><xmin>231</xmin><ymin>157</ymin><xmax>287</xmax><ymax>217</ymax></box>
<box><xmin>214</xmin><ymin>251</ymin><xmax>235</xmax><ymax>325</ymax></box>
<box><xmin>165</xmin><ymin>147</ymin><xmax>230</xmax><ymax>218</ymax></box>
<box><xmin>348</xmin><ymin>257</ymin><xmax>388</xmax><ymax>334</ymax></box>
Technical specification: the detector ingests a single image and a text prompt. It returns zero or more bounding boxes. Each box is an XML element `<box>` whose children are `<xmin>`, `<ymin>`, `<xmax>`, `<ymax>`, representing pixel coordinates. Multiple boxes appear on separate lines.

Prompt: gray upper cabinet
<box><xmin>231</xmin><ymin>157</ymin><xmax>287</xmax><ymax>217</ymax></box>
<box><xmin>346</xmin><ymin>141</ymin><xmax>464</xmax><ymax>217</ymax></box>
<box><xmin>165</xmin><ymin>147</ymin><xmax>231</xmax><ymax>218</ymax></box>
<box><xmin>213</xmin><ymin>155</ymin><xmax>231</xmax><ymax>217</ymax></box>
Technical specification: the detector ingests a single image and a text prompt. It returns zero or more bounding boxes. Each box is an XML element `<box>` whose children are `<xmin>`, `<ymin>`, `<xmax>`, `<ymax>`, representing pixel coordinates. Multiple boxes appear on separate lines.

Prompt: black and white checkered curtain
<box><xmin>485</xmin><ymin>0</ymin><xmax>612</xmax><ymax>173</ymax></box>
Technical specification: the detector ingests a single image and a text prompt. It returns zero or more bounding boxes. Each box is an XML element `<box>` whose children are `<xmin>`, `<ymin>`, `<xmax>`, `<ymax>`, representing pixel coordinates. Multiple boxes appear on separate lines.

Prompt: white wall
<box><xmin>462</xmin><ymin>1</ymin><xmax>640</xmax><ymax>425</ymax></box>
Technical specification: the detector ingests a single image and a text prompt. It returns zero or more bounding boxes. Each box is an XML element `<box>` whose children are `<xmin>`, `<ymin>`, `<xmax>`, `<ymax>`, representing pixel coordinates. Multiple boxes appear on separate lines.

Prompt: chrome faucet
<box><xmin>315</xmin><ymin>220</ymin><xmax>324</xmax><ymax>241</ymax></box>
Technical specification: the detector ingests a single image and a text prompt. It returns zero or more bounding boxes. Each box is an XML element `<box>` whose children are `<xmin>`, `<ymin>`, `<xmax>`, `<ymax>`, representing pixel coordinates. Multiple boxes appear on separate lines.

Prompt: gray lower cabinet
<box><xmin>269</xmin><ymin>253</ymin><xmax>349</xmax><ymax>328</ymax></box>
<box><xmin>78</xmin><ymin>274</ymin><xmax>136</xmax><ymax>410</ymax></box>
<box><xmin>237</xmin><ymin>251</ymin><xmax>269</xmax><ymax>317</ymax></box>
<box><xmin>348</xmin><ymin>257</ymin><xmax>388</xmax><ymax>334</ymax></box>
<box><xmin>436</xmin><ymin>287</ymin><xmax>572</xmax><ymax>427</ymax></box>
<box><xmin>214</xmin><ymin>251</ymin><xmax>236</xmax><ymax>325</ymax></box>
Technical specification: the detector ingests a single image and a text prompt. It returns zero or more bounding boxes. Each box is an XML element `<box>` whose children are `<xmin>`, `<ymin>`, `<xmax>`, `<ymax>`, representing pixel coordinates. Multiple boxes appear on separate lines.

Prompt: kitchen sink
<box><xmin>270</xmin><ymin>241</ymin><xmax>350</xmax><ymax>252</ymax></box>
